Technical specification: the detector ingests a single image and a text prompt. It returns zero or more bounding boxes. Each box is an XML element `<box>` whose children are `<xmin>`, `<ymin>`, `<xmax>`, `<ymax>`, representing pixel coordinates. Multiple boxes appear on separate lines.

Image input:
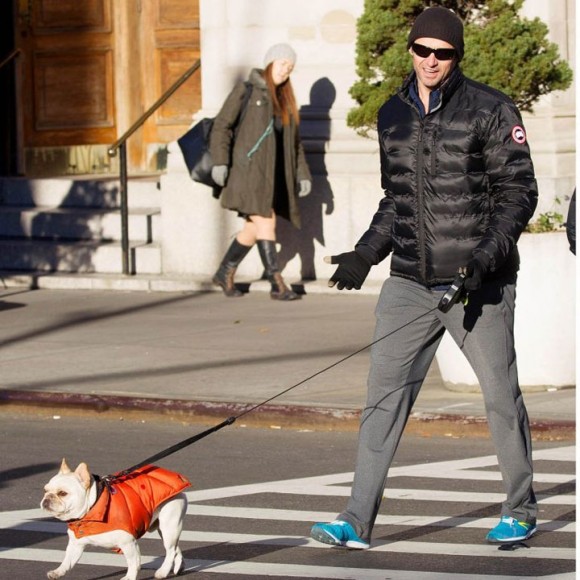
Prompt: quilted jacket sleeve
<box><xmin>354</xmin><ymin>130</ymin><xmax>395</xmax><ymax>265</ymax></box>
<box><xmin>472</xmin><ymin>102</ymin><xmax>538</xmax><ymax>271</ymax></box>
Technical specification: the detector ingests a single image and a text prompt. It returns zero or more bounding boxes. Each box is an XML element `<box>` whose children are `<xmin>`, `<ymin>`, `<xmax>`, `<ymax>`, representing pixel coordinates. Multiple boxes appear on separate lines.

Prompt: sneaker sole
<box><xmin>345</xmin><ymin>539</ymin><xmax>370</xmax><ymax>549</ymax></box>
<box><xmin>310</xmin><ymin>528</ymin><xmax>369</xmax><ymax>550</ymax></box>
<box><xmin>486</xmin><ymin>526</ymin><xmax>537</xmax><ymax>543</ymax></box>
<box><xmin>311</xmin><ymin>527</ymin><xmax>344</xmax><ymax>547</ymax></box>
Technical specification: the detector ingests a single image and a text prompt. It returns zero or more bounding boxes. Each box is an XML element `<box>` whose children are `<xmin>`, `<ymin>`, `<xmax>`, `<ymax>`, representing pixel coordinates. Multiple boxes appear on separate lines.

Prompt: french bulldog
<box><xmin>40</xmin><ymin>459</ymin><xmax>190</xmax><ymax>580</ymax></box>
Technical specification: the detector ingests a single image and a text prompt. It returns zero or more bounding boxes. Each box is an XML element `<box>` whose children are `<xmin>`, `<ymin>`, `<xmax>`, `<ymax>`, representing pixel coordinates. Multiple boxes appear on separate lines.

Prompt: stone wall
<box><xmin>520</xmin><ymin>0</ymin><xmax>576</xmax><ymax>214</ymax></box>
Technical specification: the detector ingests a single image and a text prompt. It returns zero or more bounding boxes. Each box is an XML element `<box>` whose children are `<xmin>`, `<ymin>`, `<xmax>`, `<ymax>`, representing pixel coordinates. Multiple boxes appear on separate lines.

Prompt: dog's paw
<box><xmin>47</xmin><ymin>570</ymin><xmax>65</xmax><ymax>579</ymax></box>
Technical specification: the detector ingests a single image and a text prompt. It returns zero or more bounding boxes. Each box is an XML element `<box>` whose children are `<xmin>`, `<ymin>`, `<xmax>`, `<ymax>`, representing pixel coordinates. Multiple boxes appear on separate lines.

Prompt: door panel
<box><xmin>18</xmin><ymin>0</ymin><xmax>116</xmax><ymax>147</ymax></box>
<box><xmin>34</xmin><ymin>51</ymin><xmax>114</xmax><ymax>130</ymax></box>
<box><xmin>141</xmin><ymin>0</ymin><xmax>201</xmax><ymax>148</ymax></box>
<box><xmin>34</xmin><ymin>0</ymin><xmax>111</xmax><ymax>31</ymax></box>
<box><xmin>15</xmin><ymin>0</ymin><xmax>200</xmax><ymax>173</ymax></box>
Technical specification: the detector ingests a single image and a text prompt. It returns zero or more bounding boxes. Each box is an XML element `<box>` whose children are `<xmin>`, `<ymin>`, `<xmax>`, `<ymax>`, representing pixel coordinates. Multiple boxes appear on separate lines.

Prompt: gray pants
<box><xmin>340</xmin><ymin>276</ymin><xmax>536</xmax><ymax>541</ymax></box>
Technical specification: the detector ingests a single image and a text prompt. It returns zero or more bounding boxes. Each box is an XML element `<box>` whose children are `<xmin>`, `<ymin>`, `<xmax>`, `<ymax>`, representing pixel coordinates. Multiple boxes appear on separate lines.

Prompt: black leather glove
<box><xmin>326</xmin><ymin>250</ymin><xmax>373</xmax><ymax>290</ymax></box>
<box><xmin>464</xmin><ymin>253</ymin><xmax>491</xmax><ymax>292</ymax></box>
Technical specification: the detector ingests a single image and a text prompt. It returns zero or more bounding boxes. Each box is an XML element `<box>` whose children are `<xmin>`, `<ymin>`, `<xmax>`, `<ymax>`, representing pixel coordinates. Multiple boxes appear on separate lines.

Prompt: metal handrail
<box><xmin>0</xmin><ymin>49</ymin><xmax>21</xmax><ymax>71</ymax></box>
<box><xmin>108</xmin><ymin>58</ymin><xmax>201</xmax><ymax>274</ymax></box>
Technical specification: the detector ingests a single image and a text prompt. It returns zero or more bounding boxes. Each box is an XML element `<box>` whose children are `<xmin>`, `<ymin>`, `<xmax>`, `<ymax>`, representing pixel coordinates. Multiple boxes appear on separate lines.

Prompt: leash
<box><xmin>110</xmin><ymin>306</ymin><xmax>440</xmax><ymax>480</ymax></box>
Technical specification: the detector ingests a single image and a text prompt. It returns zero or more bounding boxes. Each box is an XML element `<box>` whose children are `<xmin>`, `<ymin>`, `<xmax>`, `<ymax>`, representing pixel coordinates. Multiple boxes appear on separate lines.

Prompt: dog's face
<box><xmin>41</xmin><ymin>459</ymin><xmax>93</xmax><ymax>521</ymax></box>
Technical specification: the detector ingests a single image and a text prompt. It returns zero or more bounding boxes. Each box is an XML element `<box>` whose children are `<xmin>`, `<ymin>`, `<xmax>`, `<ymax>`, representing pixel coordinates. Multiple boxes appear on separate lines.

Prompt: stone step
<box><xmin>0</xmin><ymin>206</ymin><xmax>160</xmax><ymax>242</ymax></box>
<box><xmin>0</xmin><ymin>239</ymin><xmax>161</xmax><ymax>274</ymax></box>
<box><xmin>0</xmin><ymin>176</ymin><xmax>161</xmax><ymax>209</ymax></box>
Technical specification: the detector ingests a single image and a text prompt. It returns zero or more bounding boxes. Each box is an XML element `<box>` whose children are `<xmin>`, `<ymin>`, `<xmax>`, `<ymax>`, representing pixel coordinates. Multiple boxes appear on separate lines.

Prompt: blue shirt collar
<box><xmin>409</xmin><ymin>80</ymin><xmax>442</xmax><ymax>118</ymax></box>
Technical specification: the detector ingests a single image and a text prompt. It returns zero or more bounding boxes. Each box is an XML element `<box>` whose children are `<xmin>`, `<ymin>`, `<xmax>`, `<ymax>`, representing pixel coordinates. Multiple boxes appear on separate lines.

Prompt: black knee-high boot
<box><xmin>257</xmin><ymin>240</ymin><xmax>300</xmax><ymax>301</ymax></box>
<box><xmin>213</xmin><ymin>239</ymin><xmax>252</xmax><ymax>297</ymax></box>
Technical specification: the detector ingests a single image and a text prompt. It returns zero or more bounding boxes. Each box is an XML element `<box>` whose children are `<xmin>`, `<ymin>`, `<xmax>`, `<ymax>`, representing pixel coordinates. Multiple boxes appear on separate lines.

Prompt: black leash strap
<box><xmin>111</xmin><ymin>417</ymin><xmax>236</xmax><ymax>480</ymax></box>
<box><xmin>110</xmin><ymin>306</ymin><xmax>438</xmax><ymax>479</ymax></box>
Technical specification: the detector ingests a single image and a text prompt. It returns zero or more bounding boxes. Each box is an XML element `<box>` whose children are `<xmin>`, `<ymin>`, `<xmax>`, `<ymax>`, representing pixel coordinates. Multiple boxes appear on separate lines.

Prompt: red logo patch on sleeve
<box><xmin>511</xmin><ymin>125</ymin><xmax>527</xmax><ymax>144</ymax></box>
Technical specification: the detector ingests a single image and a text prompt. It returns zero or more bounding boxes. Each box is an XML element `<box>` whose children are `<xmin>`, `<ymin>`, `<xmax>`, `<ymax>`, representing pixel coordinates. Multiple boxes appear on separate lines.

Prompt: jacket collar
<box><xmin>249</xmin><ymin>68</ymin><xmax>268</xmax><ymax>89</ymax></box>
<box><xmin>400</xmin><ymin>66</ymin><xmax>464</xmax><ymax>114</ymax></box>
<box><xmin>66</xmin><ymin>475</ymin><xmax>109</xmax><ymax>527</ymax></box>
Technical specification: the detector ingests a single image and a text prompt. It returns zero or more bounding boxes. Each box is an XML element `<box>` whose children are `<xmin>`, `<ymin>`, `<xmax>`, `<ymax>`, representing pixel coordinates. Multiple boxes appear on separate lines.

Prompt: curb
<box><xmin>0</xmin><ymin>390</ymin><xmax>574</xmax><ymax>441</ymax></box>
<box><xmin>0</xmin><ymin>271</ymin><xmax>385</xmax><ymax>295</ymax></box>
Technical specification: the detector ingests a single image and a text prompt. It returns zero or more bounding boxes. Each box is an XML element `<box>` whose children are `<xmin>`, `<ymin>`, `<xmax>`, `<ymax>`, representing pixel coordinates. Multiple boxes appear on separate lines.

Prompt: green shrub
<box><xmin>525</xmin><ymin>197</ymin><xmax>565</xmax><ymax>233</ymax></box>
<box><xmin>349</xmin><ymin>0</ymin><xmax>573</xmax><ymax>134</ymax></box>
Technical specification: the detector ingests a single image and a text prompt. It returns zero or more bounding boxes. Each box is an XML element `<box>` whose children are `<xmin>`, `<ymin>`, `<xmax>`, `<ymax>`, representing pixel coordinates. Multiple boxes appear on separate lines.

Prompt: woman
<box><xmin>209</xmin><ymin>43</ymin><xmax>312</xmax><ymax>300</ymax></box>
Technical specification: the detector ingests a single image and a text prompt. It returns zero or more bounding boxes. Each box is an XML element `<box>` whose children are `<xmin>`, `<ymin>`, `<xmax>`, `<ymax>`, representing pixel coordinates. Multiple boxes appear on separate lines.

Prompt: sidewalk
<box><xmin>0</xmin><ymin>282</ymin><xmax>574</xmax><ymax>440</ymax></box>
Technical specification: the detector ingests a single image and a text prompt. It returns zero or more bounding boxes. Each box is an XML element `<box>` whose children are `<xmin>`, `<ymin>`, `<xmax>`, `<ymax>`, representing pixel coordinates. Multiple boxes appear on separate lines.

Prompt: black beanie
<box><xmin>407</xmin><ymin>6</ymin><xmax>464</xmax><ymax>61</ymax></box>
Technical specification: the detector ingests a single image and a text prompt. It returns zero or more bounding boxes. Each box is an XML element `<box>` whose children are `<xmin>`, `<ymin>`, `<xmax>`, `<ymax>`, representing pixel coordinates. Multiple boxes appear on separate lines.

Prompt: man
<box><xmin>310</xmin><ymin>6</ymin><xmax>538</xmax><ymax>549</ymax></box>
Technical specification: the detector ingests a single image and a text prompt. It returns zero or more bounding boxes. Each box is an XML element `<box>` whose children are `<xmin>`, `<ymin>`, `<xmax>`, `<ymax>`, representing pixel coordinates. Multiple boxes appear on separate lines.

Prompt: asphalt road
<box><xmin>0</xmin><ymin>409</ymin><xmax>575</xmax><ymax>579</ymax></box>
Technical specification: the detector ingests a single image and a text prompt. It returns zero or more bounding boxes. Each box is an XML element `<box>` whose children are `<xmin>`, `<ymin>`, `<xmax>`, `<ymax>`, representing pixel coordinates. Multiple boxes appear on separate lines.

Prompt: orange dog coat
<box><xmin>68</xmin><ymin>465</ymin><xmax>190</xmax><ymax>540</ymax></box>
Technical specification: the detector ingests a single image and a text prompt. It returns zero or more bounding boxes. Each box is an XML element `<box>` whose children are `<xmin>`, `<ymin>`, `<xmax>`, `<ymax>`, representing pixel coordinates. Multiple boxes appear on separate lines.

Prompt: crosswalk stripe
<box><xmin>1</xmin><ymin>508</ymin><xmax>573</xmax><ymax>534</ymax></box>
<box><xmin>183</xmin><ymin>476</ymin><xmax>575</xmax><ymax>502</ymax></box>
<box><xmin>0</xmin><ymin>504</ymin><xmax>576</xmax><ymax>533</ymax></box>
<box><xmin>532</xmin><ymin>446</ymin><xmax>575</xmax><ymax>461</ymax></box>
<box><xmin>180</xmin><ymin>447</ymin><xmax>575</xmax><ymax>503</ymax></box>
<box><xmin>395</xmin><ymin>470</ymin><xmax>571</xmax><ymax>483</ymax></box>
<box><xmin>0</xmin><ymin>547</ymin><xmax>575</xmax><ymax>579</ymax></box>
<box><xmin>1</xmin><ymin>445</ymin><xmax>573</xmax><ymax>578</ymax></box>
<box><xmin>1</xmin><ymin>522</ymin><xmax>574</xmax><ymax>560</ymax></box>
<box><xmin>182</xmin><ymin>505</ymin><xmax>575</xmax><ymax>533</ymax></box>
<box><xmin>275</xmin><ymin>485</ymin><xmax>575</xmax><ymax>505</ymax></box>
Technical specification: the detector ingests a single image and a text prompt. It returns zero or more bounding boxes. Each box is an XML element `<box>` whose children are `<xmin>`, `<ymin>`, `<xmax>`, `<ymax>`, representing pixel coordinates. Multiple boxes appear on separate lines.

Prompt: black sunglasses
<box><xmin>412</xmin><ymin>42</ymin><xmax>456</xmax><ymax>61</ymax></box>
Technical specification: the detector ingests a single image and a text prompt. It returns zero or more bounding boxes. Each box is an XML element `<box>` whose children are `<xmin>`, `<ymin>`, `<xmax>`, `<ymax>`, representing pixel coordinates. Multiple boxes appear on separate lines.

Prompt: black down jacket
<box><xmin>357</xmin><ymin>67</ymin><xmax>538</xmax><ymax>286</ymax></box>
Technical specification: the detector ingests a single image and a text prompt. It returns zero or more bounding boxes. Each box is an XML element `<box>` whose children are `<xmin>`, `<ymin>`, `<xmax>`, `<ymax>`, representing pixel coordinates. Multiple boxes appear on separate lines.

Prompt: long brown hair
<box><xmin>264</xmin><ymin>63</ymin><xmax>299</xmax><ymax>126</ymax></box>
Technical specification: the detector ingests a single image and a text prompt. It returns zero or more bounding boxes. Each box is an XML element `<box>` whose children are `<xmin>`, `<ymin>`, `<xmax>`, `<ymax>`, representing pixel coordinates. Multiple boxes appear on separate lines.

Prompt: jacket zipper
<box><xmin>416</xmin><ymin>122</ymin><xmax>427</xmax><ymax>284</ymax></box>
<box><xmin>247</xmin><ymin>119</ymin><xmax>274</xmax><ymax>159</ymax></box>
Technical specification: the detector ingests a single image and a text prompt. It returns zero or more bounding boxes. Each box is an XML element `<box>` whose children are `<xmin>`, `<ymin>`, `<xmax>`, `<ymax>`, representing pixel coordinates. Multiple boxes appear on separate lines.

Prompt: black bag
<box><xmin>177</xmin><ymin>83</ymin><xmax>252</xmax><ymax>198</ymax></box>
<box><xmin>177</xmin><ymin>117</ymin><xmax>220</xmax><ymax>191</ymax></box>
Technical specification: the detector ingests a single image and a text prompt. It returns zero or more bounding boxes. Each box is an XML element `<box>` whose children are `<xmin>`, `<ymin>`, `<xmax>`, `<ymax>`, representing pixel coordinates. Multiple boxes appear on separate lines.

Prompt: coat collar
<box><xmin>67</xmin><ymin>475</ymin><xmax>108</xmax><ymax>524</ymax></box>
<box><xmin>400</xmin><ymin>66</ymin><xmax>464</xmax><ymax>114</ymax></box>
<box><xmin>249</xmin><ymin>68</ymin><xmax>268</xmax><ymax>89</ymax></box>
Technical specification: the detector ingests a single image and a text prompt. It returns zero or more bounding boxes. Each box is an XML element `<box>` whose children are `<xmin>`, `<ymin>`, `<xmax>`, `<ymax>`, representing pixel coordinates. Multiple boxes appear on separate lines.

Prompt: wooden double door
<box><xmin>14</xmin><ymin>0</ymin><xmax>201</xmax><ymax>173</ymax></box>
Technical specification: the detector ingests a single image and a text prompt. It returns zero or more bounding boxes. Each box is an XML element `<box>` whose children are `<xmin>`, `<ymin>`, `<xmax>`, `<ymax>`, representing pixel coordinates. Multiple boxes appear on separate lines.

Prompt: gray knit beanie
<box><xmin>407</xmin><ymin>6</ymin><xmax>464</xmax><ymax>61</ymax></box>
<box><xmin>263</xmin><ymin>43</ymin><xmax>297</xmax><ymax>67</ymax></box>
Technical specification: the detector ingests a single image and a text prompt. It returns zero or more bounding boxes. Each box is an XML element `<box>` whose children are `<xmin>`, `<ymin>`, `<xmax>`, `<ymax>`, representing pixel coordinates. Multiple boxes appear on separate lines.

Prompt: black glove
<box><xmin>326</xmin><ymin>250</ymin><xmax>372</xmax><ymax>290</ymax></box>
<box><xmin>464</xmin><ymin>253</ymin><xmax>491</xmax><ymax>292</ymax></box>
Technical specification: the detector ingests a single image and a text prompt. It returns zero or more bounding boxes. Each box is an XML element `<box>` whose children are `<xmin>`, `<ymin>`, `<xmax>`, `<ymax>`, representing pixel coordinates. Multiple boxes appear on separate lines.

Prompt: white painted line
<box><xmin>4</xmin><ymin>522</ymin><xmax>573</xmax><ymax>560</ymax></box>
<box><xmin>532</xmin><ymin>447</ymin><xmax>575</xmax><ymax>462</ymax></box>
<box><xmin>0</xmin><ymin>547</ymin><xmax>574</xmax><ymax>580</ymax></box>
<box><xmin>183</xmin><ymin>505</ymin><xmax>575</xmax><ymax>533</ymax></box>
<box><xmin>182</xmin><ymin>445</ymin><xmax>575</xmax><ymax>502</ymax></box>
<box><xmin>1</xmin><ymin>508</ymin><xmax>573</xmax><ymax>536</ymax></box>
<box><xmin>0</xmin><ymin>509</ymin><xmax>44</xmax><ymax>521</ymax></box>
<box><xmin>274</xmin><ymin>484</ymin><xmax>575</xmax><ymax>505</ymax></box>
<box><xmin>392</xmin><ymin>469</ymin><xmax>572</xmax><ymax>483</ymax></box>
<box><xmin>0</xmin><ymin>446</ymin><xmax>574</xmax><ymax>579</ymax></box>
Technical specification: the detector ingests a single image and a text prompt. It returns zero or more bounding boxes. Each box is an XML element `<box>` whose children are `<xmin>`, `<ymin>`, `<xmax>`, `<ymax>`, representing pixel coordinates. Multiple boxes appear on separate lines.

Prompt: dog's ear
<box><xmin>74</xmin><ymin>462</ymin><xmax>92</xmax><ymax>490</ymax></box>
<box><xmin>59</xmin><ymin>458</ymin><xmax>72</xmax><ymax>474</ymax></box>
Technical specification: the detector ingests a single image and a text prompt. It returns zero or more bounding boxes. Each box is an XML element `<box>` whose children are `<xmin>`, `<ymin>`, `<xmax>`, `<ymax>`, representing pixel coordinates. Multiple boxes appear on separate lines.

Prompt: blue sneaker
<box><xmin>486</xmin><ymin>516</ymin><xmax>537</xmax><ymax>543</ymax></box>
<box><xmin>310</xmin><ymin>520</ymin><xmax>370</xmax><ymax>549</ymax></box>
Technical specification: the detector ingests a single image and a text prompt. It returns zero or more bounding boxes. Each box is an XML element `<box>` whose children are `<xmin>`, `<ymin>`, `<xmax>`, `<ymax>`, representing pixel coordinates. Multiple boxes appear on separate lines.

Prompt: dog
<box><xmin>40</xmin><ymin>459</ymin><xmax>190</xmax><ymax>580</ymax></box>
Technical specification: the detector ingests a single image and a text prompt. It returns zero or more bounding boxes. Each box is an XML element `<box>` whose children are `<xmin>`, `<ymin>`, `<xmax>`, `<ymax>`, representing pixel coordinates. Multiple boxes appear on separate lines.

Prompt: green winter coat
<box><xmin>209</xmin><ymin>69</ymin><xmax>311</xmax><ymax>229</ymax></box>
